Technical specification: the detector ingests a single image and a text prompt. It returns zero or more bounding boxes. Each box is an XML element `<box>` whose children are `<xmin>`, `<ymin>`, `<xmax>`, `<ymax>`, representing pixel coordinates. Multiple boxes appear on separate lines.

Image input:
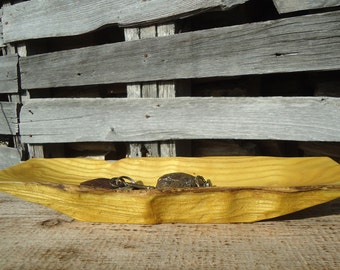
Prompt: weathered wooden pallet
<box><xmin>1</xmin><ymin>0</ymin><xmax>340</xmax><ymax>161</ymax></box>
<box><xmin>3</xmin><ymin>0</ymin><xmax>340</xmax><ymax>43</ymax></box>
<box><xmin>19</xmin><ymin>11</ymin><xmax>340</xmax><ymax>89</ymax></box>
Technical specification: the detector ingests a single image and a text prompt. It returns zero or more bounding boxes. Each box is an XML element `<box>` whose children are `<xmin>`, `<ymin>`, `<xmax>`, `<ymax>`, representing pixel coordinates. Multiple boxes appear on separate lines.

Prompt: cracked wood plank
<box><xmin>0</xmin><ymin>55</ymin><xmax>18</xmax><ymax>94</ymax></box>
<box><xmin>20</xmin><ymin>11</ymin><xmax>340</xmax><ymax>89</ymax></box>
<box><xmin>2</xmin><ymin>0</ymin><xmax>248</xmax><ymax>43</ymax></box>
<box><xmin>0</xmin><ymin>101</ymin><xmax>18</xmax><ymax>135</ymax></box>
<box><xmin>19</xmin><ymin>97</ymin><xmax>340</xmax><ymax>143</ymax></box>
<box><xmin>273</xmin><ymin>0</ymin><xmax>340</xmax><ymax>14</ymax></box>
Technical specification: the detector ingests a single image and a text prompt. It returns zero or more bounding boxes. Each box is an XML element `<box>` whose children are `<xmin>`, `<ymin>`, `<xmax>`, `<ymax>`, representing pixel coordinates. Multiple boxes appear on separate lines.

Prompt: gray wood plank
<box><xmin>0</xmin><ymin>55</ymin><xmax>18</xmax><ymax>94</ymax></box>
<box><xmin>2</xmin><ymin>0</ymin><xmax>248</xmax><ymax>43</ymax></box>
<box><xmin>135</xmin><ymin>26</ymin><xmax>159</xmax><ymax>157</ymax></box>
<box><xmin>125</xmin><ymin>24</ymin><xmax>177</xmax><ymax>158</ymax></box>
<box><xmin>0</xmin><ymin>146</ymin><xmax>20</xmax><ymax>169</ymax></box>
<box><xmin>273</xmin><ymin>0</ymin><xmax>340</xmax><ymax>14</ymax></box>
<box><xmin>157</xmin><ymin>24</ymin><xmax>177</xmax><ymax>157</ymax></box>
<box><xmin>19</xmin><ymin>97</ymin><xmax>340</xmax><ymax>143</ymax></box>
<box><xmin>1</xmin><ymin>192</ymin><xmax>339</xmax><ymax>270</ymax></box>
<box><xmin>0</xmin><ymin>102</ymin><xmax>18</xmax><ymax>135</ymax></box>
<box><xmin>125</xmin><ymin>28</ymin><xmax>143</xmax><ymax>158</ymax></box>
<box><xmin>15</xmin><ymin>27</ymin><xmax>45</xmax><ymax>158</ymax></box>
<box><xmin>20</xmin><ymin>11</ymin><xmax>340</xmax><ymax>90</ymax></box>
<box><xmin>0</xmin><ymin>7</ymin><xmax>4</xmax><ymax>48</ymax></box>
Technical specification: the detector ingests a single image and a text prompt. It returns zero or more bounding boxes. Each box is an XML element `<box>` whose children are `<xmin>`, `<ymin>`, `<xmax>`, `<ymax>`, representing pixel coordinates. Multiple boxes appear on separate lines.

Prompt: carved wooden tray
<box><xmin>0</xmin><ymin>157</ymin><xmax>339</xmax><ymax>224</ymax></box>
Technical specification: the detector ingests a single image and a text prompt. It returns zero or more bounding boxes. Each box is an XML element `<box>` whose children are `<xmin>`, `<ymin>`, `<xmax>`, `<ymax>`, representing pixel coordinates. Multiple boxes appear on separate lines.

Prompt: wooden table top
<box><xmin>0</xmin><ymin>192</ymin><xmax>339</xmax><ymax>270</ymax></box>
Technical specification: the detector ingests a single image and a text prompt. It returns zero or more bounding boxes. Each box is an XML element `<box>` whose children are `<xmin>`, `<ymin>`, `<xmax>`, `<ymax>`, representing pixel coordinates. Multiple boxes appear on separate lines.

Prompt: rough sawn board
<box><xmin>0</xmin><ymin>102</ymin><xmax>18</xmax><ymax>135</ymax></box>
<box><xmin>0</xmin><ymin>55</ymin><xmax>18</xmax><ymax>94</ymax></box>
<box><xmin>20</xmin><ymin>97</ymin><xmax>340</xmax><ymax>143</ymax></box>
<box><xmin>0</xmin><ymin>192</ymin><xmax>339</xmax><ymax>269</ymax></box>
<box><xmin>0</xmin><ymin>146</ymin><xmax>21</xmax><ymax>169</ymax></box>
<box><xmin>19</xmin><ymin>11</ymin><xmax>340</xmax><ymax>89</ymax></box>
<box><xmin>2</xmin><ymin>0</ymin><xmax>249</xmax><ymax>43</ymax></box>
<box><xmin>273</xmin><ymin>0</ymin><xmax>340</xmax><ymax>13</ymax></box>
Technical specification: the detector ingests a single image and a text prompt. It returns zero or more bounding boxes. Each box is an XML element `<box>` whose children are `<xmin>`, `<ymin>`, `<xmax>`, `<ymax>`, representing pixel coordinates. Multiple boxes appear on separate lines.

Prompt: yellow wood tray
<box><xmin>0</xmin><ymin>157</ymin><xmax>339</xmax><ymax>224</ymax></box>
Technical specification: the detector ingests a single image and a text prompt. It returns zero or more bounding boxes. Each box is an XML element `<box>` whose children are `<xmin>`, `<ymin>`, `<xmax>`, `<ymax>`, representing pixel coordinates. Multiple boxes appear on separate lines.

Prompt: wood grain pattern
<box><xmin>2</xmin><ymin>0</ymin><xmax>248</xmax><ymax>43</ymax></box>
<box><xmin>273</xmin><ymin>0</ymin><xmax>340</xmax><ymax>14</ymax></box>
<box><xmin>0</xmin><ymin>55</ymin><xmax>18</xmax><ymax>94</ymax></box>
<box><xmin>156</xmin><ymin>25</ymin><xmax>177</xmax><ymax>157</ymax></box>
<box><xmin>125</xmin><ymin>24</ymin><xmax>177</xmax><ymax>158</ymax></box>
<box><xmin>0</xmin><ymin>157</ymin><xmax>339</xmax><ymax>224</ymax></box>
<box><xmin>14</xmin><ymin>30</ymin><xmax>46</xmax><ymax>158</ymax></box>
<box><xmin>125</xmin><ymin>27</ymin><xmax>144</xmax><ymax>158</ymax></box>
<box><xmin>0</xmin><ymin>7</ymin><xmax>4</xmax><ymax>48</ymax></box>
<box><xmin>19</xmin><ymin>97</ymin><xmax>340</xmax><ymax>143</ymax></box>
<box><xmin>126</xmin><ymin>25</ymin><xmax>160</xmax><ymax>158</ymax></box>
<box><xmin>19</xmin><ymin>11</ymin><xmax>340</xmax><ymax>89</ymax></box>
<box><xmin>0</xmin><ymin>146</ymin><xmax>20</xmax><ymax>169</ymax></box>
<box><xmin>0</xmin><ymin>190</ymin><xmax>339</xmax><ymax>269</ymax></box>
<box><xmin>0</xmin><ymin>102</ymin><xmax>17</xmax><ymax>135</ymax></box>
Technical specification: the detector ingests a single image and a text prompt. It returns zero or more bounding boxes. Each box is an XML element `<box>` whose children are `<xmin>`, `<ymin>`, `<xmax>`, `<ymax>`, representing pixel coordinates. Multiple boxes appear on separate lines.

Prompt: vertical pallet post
<box><xmin>1</xmin><ymin>1</ymin><xmax>23</xmax><ymax>158</ymax></box>
<box><xmin>3</xmin><ymin>0</ymin><xmax>44</xmax><ymax>158</ymax></box>
<box><xmin>17</xmin><ymin>43</ymin><xmax>44</xmax><ymax>158</ymax></box>
<box><xmin>2</xmin><ymin>1</ymin><xmax>19</xmax><ymax>103</ymax></box>
<box><xmin>157</xmin><ymin>24</ymin><xmax>176</xmax><ymax>157</ymax></box>
<box><xmin>124</xmin><ymin>27</ymin><xmax>143</xmax><ymax>157</ymax></box>
<box><xmin>124</xmin><ymin>23</ymin><xmax>176</xmax><ymax>157</ymax></box>
<box><xmin>139</xmin><ymin>26</ymin><xmax>159</xmax><ymax>157</ymax></box>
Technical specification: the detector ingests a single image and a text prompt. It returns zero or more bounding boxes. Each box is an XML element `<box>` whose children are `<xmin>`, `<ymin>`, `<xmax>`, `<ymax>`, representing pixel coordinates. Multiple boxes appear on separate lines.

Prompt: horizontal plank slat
<box><xmin>20</xmin><ymin>97</ymin><xmax>340</xmax><ymax>143</ymax></box>
<box><xmin>273</xmin><ymin>0</ymin><xmax>340</xmax><ymax>14</ymax></box>
<box><xmin>20</xmin><ymin>11</ymin><xmax>340</xmax><ymax>90</ymax></box>
<box><xmin>2</xmin><ymin>0</ymin><xmax>248</xmax><ymax>43</ymax></box>
<box><xmin>0</xmin><ymin>55</ymin><xmax>18</xmax><ymax>94</ymax></box>
<box><xmin>0</xmin><ymin>102</ymin><xmax>18</xmax><ymax>135</ymax></box>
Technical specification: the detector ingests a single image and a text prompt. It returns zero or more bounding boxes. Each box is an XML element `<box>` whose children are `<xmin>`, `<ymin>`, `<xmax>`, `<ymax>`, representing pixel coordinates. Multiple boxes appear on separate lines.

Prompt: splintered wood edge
<box><xmin>44</xmin><ymin>183</ymin><xmax>340</xmax><ymax>195</ymax></box>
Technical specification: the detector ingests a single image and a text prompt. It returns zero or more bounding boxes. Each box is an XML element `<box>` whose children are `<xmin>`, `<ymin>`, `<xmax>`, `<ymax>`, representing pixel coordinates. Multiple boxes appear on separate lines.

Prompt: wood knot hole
<box><xmin>41</xmin><ymin>218</ymin><xmax>62</xmax><ymax>227</ymax></box>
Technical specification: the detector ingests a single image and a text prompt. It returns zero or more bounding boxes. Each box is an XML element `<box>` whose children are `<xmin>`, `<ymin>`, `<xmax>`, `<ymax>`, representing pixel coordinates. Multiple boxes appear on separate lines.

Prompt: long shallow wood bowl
<box><xmin>0</xmin><ymin>157</ymin><xmax>339</xmax><ymax>224</ymax></box>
